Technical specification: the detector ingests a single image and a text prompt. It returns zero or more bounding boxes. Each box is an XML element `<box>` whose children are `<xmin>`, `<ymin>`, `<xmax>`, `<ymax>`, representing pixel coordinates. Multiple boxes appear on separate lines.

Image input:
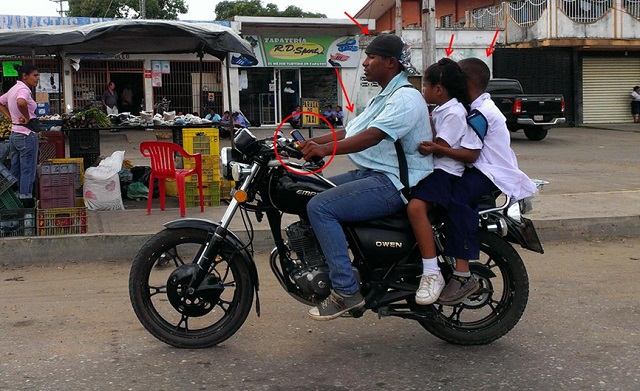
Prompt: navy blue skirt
<box><xmin>410</xmin><ymin>169</ymin><xmax>458</xmax><ymax>208</ymax></box>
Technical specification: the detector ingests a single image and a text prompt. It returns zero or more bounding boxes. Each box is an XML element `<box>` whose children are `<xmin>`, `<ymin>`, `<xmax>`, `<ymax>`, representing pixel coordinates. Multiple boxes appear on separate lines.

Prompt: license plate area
<box><xmin>534</xmin><ymin>115</ymin><xmax>544</xmax><ymax>121</ymax></box>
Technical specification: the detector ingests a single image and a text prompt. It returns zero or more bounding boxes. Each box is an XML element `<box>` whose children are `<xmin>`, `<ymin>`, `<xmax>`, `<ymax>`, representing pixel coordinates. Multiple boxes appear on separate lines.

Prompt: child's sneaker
<box><xmin>437</xmin><ymin>276</ymin><xmax>480</xmax><ymax>305</ymax></box>
<box><xmin>415</xmin><ymin>272</ymin><xmax>445</xmax><ymax>305</ymax></box>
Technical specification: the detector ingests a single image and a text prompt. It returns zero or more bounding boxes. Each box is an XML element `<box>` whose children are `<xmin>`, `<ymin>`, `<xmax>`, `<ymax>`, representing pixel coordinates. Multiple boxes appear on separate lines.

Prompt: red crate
<box><xmin>38</xmin><ymin>131</ymin><xmax>65</xmax><ymax>164</ymax></box>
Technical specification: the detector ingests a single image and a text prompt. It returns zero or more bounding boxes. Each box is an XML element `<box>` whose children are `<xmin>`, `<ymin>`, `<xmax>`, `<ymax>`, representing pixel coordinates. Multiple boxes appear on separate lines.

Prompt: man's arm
<box><xmin>300</xmin><ymin>128</ymin><xmax>386</xmax><ymax>160</ymax></box>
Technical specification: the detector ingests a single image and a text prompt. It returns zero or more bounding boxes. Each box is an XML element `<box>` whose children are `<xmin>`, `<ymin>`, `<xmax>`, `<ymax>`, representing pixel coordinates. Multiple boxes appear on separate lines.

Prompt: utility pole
<box><xmin>422</xmin><ymin>0</ymin><xmax>436</xmax><ymax>85</ymax></box>
<box><xmin>50</xmin><ymin>0</ymin><xmax>67</xmax><ymax>16</ymax></box>
<box><xmin>395</xmin><ymin>0</ymin><xmax>402</xmax><ymax>37</ymax></box>
<box><xmin>140</xmin><ymin>0</ymin><xmax>146</xmax><ymax>19</ymax></box>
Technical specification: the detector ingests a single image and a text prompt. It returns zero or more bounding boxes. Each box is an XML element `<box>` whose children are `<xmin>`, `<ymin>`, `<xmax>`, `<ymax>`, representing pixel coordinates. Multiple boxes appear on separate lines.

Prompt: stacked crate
<box><xmin>0</xmin><ymin>165</ymin><xmax>36</xmax><ymax>238</ymax></box>
<box><xmin>38</xmin><ymin>131</ymin><xmax>65</xmax><ymax>164</ymax></box>
<box><xmin>182</xmin><ymin>128</ymin><xmax>220</xmax><ymax>207</ymax></box>
<box><xmin>68</xmin><ymin>129</ymin><xmax>100</xmax><ymax>169</ymax></box>
<box><xmin>36</xmin><ymin>162</ymin><xmax>88</xmax><ymax>236</ymax></box>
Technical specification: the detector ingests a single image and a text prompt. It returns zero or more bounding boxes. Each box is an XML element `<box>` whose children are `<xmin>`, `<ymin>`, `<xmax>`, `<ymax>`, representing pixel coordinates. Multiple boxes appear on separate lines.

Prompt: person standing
<box><xmin>101</xmin><ymin>81</ymin><xmax>118</xmax><ymax>115</ymax></box>
<box><xmin>299</xmin><ymin>34</ymin><xmax>433</xmax><ymax>320</ymax></box>
<box><xmin>0</xmin><ymin>64</ymin><xmax>40</xmax><ymax>200</ymax></box>
<box><xmin>121</xmin><ymin>83</ymin><xmax>133</xmax><ymax>113</ymax></box>
<box><xmin>630</xmin><ymin>86</ymin><xmax>640</xmax><ymax>123</ymax></box>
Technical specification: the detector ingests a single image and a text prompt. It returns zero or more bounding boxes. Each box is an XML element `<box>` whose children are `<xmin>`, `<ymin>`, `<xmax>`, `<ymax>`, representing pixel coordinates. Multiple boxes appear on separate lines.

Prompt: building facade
<box><xmin>356</xmin><ymin>0</ymin><xmax>640</xmax><ymax>124</ymax></box>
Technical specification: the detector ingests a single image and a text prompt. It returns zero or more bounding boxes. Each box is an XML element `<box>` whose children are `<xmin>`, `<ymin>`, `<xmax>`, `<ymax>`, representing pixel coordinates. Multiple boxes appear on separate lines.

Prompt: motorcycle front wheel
<box><xmin>129</xmin><ymin>228</ymin><xmax>254</xmax><ymax>348</ymax></box>
<box><xmin>418</xmin><ymin>231</ymin><xmax>529</xmax><ymax>345</ymax></box>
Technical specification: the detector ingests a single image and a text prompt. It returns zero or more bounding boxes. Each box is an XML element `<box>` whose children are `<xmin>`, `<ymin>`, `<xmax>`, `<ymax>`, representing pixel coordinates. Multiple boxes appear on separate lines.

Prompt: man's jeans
<box><xmin>9</xmin><ymin>131</ymin><xmax>38</xmax><ymax>198</ymax></box>
<box><xmin>306</xmin><ymin>170</ymin><xmax>405</xmax><ymax>295</ymax></box>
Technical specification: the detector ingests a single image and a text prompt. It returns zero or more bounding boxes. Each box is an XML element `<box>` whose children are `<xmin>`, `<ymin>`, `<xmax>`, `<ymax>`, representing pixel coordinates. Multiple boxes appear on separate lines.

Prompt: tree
<box><xmin>214</xmin><ymin>0</ymin><xmax>326</xmax><ymax>20</ymax></box>
<box><xmin>67</xmin><ymin>0</ymin><xmax>188</xmax><ymax>20</ymax></box>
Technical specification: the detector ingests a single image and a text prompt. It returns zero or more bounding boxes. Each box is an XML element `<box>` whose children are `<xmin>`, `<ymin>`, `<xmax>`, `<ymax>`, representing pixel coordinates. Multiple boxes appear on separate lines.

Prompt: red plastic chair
<box><xmin>139</xmin><ymin>141</ymin><xmax>204</xmax><ymax>217</ymax></box>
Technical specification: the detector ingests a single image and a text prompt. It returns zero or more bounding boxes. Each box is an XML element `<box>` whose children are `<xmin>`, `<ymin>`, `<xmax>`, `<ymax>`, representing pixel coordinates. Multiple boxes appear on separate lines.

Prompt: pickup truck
<box><xmin>486</xmin><ymin>78</ymin><xmax>566</xmax><ymax>141</ymax></box>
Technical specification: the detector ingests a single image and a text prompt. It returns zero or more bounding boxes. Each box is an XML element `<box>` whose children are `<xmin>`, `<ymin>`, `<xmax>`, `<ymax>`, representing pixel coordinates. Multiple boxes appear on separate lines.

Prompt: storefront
<box><xmin>233</xmin><ymin>18</ymin><xmax>375</xmax><ymax>126</ymax></box>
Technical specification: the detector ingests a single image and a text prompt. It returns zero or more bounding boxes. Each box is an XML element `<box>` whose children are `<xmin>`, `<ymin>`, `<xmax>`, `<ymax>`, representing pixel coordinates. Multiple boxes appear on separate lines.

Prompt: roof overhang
<box><xmin>355</xmin><ymin>0</ymin><xmax>398</xmax><ymax>20</ymax></box>
<box><xmin>234</xmin><ymin>16</ymin><xmax>375</xmax><ymax>36</ymax></box>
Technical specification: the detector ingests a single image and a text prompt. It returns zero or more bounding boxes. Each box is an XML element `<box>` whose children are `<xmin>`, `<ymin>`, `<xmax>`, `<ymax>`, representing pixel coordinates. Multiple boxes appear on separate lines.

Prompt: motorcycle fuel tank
<box><xmin>268</xmin><ymin>169</ymin><xmax>331</xmax><ymax>216</ymax></box>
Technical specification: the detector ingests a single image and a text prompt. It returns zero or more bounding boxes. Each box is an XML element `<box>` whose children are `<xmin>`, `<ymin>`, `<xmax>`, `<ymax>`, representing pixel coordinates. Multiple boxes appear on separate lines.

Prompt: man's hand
<box><xmin>299</xmin><ymin>140</ymin><xmax>329</xmax><ymax>161</ymax></box>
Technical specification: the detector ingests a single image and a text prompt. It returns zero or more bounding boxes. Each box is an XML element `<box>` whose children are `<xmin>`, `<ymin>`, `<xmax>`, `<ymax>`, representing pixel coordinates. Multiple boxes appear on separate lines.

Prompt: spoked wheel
<box><xmin>417</xmin><ymin>231</ymin><xmax>529</xmax><ymax>345</ymax></box>
<box><xmin>129</xmin><ymin>228</ymin><xmax>254</xmax><ymax>348</ymax></box>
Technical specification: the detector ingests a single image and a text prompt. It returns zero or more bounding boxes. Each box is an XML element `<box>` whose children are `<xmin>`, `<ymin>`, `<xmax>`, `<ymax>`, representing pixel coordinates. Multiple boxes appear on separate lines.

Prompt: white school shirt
<box><xmin>470</xmin><ymin>93</ymin><xmax>536</xmax><ymax>201</ymax></box>
<box><xmin>431</xmin><ymin>97</ymin><xmax>482</xmax><ymax>176</ymax></box>
<box><xmin>631</xmin><ymin>91</ymin><xmax>640</xmax><ymax>101</ymax></box>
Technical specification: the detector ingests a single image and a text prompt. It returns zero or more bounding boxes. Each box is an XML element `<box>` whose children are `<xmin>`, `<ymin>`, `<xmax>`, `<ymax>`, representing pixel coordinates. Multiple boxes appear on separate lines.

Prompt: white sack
<box><xmin>83</xmin><ymin>150</ymin><xmax>125</xmax><ymax>211</ymax></box>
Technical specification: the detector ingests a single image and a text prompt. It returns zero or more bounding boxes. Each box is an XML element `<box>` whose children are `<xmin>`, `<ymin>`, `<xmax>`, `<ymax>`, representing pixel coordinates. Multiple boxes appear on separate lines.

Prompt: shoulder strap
<box><xmin>467</xmin><ymin>109</ymin><xmax>488</xmax><ymax>143</ymax></box>
<box><xmin>393</xmin><ymin>84</ymin><xmax>417</xmax><ymax>198</ymax></box>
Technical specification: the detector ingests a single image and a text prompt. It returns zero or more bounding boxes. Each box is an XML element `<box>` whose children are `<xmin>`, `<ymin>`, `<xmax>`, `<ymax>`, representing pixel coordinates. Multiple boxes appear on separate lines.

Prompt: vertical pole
<box><xmin>422</xmin><ymin>0</ymin><xmax>436</xmax><ymax>90</ymax></box>
<box><xmin>225</xmin><ymin>54</ymin><xmax>233</xmax><ymax>147</ymax></box>
<box><xmin>396</xmin><ymin>0</ymin><xmax>403</xmax><ymax>37</ymax></box>
<box><xmin>140</xmin><ymin>0</ymin><xmax>146</xmax><ymax>19</ymax></box>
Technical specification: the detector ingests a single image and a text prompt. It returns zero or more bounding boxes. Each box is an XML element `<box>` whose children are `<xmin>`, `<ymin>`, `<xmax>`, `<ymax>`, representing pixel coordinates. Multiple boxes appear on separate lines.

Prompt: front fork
<box><xmin>187</xmin><ymin>162</ymin><xmax>261</xmax><ymax>291</ymax></box>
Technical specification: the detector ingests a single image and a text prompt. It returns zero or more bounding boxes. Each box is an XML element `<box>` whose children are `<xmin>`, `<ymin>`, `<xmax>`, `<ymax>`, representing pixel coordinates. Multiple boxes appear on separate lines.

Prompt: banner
<box><xmin>231</xmin><ymin>35</ymin><xmax>360</xmax><ymax>68</ymax></box>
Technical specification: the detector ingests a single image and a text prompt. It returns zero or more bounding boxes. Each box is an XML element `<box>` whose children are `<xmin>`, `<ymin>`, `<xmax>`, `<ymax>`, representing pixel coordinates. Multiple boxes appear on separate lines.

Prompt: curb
<box><xmin>1</xmin><ymin>216</ymin><xmax>638</xmax><ymax>266</ymax></box>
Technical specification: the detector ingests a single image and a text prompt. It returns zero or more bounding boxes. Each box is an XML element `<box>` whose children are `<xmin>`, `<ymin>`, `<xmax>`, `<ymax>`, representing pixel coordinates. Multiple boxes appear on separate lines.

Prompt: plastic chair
<box><xmin>139</xmin><ymin>141</ymin><xmax>204</xmax><ymax>217</ymax></box>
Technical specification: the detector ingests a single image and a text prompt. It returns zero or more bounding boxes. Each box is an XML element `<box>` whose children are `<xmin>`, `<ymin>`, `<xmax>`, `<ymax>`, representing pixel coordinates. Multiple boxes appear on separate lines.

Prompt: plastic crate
<box><xmin>0</xmin><ymin>207</ymin><xmax>36</xmax><ymax>237</ymax></box>
<box><xmin>46</xmin><ymin>158</ymin><xmax>84</xmax><ymax>192</ymax></box>
<box><xmin>68</xmin><ymin>129</ymin><xmax>100</xmax><ymax>154</ymax></box>
<box><xmin>69</xmin><ymin>151</ymin><xmax>100</xmax><ymax>170</ymax></box>
<box><xmin>38</xmin><ymin>131</ymin><xmax>65</xmax><ymax>164</ymax></box>
<box><xmin>184</xmin><ymin>155</ymin><xmax>220</xmax><ymax>183</ymax></box>
<box><xmin>0</xmin><ymin>189</ymin><xmax>23</xmax><ymax>210</ymax></box>
<box><xmin>0</xmin><ymin>164</ymin><xmax>17</xmax><ymax>194</ymax></box>
<box><xmin>38</xmin><ymin>181</ymin><xmax>75</xmax><ymax>209</ymax></box>
<box><xmin>182</xmin><ymin>128</ymin><xmax>219</xmax><ymax>156</ymax></box>
<box><xmin>37</xmin><ymin>198</ymin><xmax>88</xmax><ymax>236</ymax></box>
<box><xmin>219</xmin><ymin>179</ymin><xmax>235</xmax><ymax>200</ymax></box>
<box><xmin>185</xmin><ymin>183</ymin><xmax>220</xmax><ymax>207</ymax></box>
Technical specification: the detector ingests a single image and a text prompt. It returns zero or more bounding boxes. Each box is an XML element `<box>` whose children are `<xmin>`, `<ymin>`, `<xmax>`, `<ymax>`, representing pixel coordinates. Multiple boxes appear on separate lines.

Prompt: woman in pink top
<box><xmin>0</xmin><ymin>64</ymin><xmax>40</xmax><ymax>199</ymax></box>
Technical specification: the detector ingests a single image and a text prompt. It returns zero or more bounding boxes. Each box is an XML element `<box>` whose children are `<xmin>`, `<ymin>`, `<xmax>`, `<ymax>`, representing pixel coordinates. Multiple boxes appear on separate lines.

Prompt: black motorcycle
<box><xmin>129</xmin><ymin>128</ymin><xmax>544</xmax><ymax>348</ymax></box>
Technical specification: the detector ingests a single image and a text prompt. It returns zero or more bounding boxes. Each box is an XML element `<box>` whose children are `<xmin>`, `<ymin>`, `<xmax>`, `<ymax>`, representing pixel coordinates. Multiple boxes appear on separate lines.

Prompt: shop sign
<box><xmin>144</xmin><ymin>70</ymin><xmax>152</xmax><ymax>78</ymax></box>
<box><xmin>230</xmin><ymin>35</ymin><xmax>360</xmax><ymax>68</ymax></box>
<box><xmin>302</xmin><ymin>99</ymin><xmax>320</xmax><ymax>126</ymax></box>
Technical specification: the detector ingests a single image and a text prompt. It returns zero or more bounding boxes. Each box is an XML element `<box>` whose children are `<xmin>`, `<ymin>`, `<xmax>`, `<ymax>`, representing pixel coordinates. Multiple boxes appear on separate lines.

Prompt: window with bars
<box><xmin>440</xmin><ymin>14</ymin><xmax>454</xmax><ymax>28</ymax></box>
<box><xmin>152</xmin><ymin>61</ymin><xmax>223</xmax><ymax>116</ymax></box>
<box><xmin>71</xmin><ymin>60</ymin><xmax>143</xmax><ymax>111</ymax></box>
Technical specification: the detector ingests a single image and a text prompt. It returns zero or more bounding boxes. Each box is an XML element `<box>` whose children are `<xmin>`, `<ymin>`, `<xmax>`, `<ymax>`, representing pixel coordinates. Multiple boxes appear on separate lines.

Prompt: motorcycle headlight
<box><xmin>231</xmin><ymin>162</ymin><xmax>252</xmax><ymax>182</ymax></box>
<box><xmin>219</xmin><ymin>147</ymin><xmax>241</xmax><ymax>180</ymax></box>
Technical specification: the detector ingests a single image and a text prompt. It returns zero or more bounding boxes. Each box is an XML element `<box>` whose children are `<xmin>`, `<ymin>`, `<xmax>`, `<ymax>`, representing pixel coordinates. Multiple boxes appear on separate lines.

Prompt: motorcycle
<box><xmin>128</xmin><ymin>128</ymin><xmax>545</xmax><ymax>348</ymax></box>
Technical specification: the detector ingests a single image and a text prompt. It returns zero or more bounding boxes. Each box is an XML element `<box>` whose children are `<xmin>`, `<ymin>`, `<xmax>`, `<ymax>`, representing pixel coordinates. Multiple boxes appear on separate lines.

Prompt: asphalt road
<box><xmin>1</xmin><ymin>237</ymin><xmax>639</xmax><ymax>391</ymax></box>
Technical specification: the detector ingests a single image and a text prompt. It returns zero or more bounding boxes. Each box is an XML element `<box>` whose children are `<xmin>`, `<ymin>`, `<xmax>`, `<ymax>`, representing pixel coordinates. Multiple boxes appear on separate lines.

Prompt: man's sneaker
<box><xmin>415</xmin><ymin>273</ymin><xmax>445</xmax><ymax>305</ymax></box>
<box><xmin>437</xmin><ymin>276</ymin><xmax>480</xmax><ymax>306</ymax></box>
<box><xmin>308</xmin><ymin>289</ymin><xmax>365</xmax><ymax>321</ymax></box>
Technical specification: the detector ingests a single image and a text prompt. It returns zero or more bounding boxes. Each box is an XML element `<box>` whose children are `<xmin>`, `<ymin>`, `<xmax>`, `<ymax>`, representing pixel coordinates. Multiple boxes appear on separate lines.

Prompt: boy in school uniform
<box><xmin>438</xmin><ymin>58</ymin><xmax>536</xmax><ymax>305</ymax></box>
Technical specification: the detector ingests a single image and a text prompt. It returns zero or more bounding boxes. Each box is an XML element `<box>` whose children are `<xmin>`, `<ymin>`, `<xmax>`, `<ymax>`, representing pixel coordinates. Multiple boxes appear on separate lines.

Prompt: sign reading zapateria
<box><xmin>235</xmin><ymin>36</ymin><xmax>359</xmax><ymax>68</ymax></box>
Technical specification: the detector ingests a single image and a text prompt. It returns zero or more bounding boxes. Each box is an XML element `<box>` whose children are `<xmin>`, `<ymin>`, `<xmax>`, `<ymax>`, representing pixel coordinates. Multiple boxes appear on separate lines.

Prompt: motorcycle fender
<box><xmin>163</xmin><ymin>218</ymin><xmax>261</xmax><ymax>306</ymax></box>
<box><xmin>505</xmin><ymin>216</ymin><xmax>544</xmax><ymax>254</ymax></box>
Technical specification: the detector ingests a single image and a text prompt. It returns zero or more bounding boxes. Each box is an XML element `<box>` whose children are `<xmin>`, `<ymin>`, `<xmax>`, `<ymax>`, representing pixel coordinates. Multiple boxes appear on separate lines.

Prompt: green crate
<box><xmin>0</xmin><ymin>189</ymin><xmax>22</xmax><ymax>210</ymax></box>
<box><xmin>185</xmin><ymin>183</ymin><xmax>220</xmax><ymax>207</ymax></box>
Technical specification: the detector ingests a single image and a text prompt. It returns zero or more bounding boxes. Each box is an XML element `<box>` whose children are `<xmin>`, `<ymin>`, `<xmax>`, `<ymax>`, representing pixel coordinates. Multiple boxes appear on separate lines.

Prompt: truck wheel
<box><xmin>523</xmin><ymin>126</ymin><xmax>548</xmax><ymax>141</ymax></box>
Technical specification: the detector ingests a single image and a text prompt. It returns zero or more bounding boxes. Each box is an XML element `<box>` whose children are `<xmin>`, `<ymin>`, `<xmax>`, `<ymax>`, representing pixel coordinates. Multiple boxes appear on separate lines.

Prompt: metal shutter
<box><xmin>583</xmin><ymin>57</ymin><xmax>640</xmax><ymax>124</ymax></box>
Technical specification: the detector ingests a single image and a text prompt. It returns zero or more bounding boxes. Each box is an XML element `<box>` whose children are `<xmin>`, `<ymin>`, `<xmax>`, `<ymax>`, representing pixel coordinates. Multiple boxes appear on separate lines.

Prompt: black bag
<box><xmin>13</xmin><ymin>118</ymin><xmax>42</xmax><ymax>133</ymax></box>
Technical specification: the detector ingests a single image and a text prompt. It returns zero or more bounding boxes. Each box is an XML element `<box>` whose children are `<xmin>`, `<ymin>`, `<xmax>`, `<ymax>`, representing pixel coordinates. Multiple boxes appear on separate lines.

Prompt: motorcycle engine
<box><xmin>285</xmin><ymin>221</ymin><xmax>331</xmax><ymax>297</ymax></box>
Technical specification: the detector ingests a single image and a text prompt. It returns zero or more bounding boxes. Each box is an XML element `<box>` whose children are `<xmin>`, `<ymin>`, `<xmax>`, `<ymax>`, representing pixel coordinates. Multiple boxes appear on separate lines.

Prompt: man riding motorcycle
<box><xmin>299</xmin><ymin>34</ymin><xmax>433</xmax><ymax>320</ymax></box>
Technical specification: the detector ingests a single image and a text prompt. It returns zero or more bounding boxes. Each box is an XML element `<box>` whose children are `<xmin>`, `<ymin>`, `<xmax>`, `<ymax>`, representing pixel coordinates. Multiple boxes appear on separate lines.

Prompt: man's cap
<box><xmin>365</xmin><ymin>34</ymin><xmax>419</xmax><ymax>76</ymax></box>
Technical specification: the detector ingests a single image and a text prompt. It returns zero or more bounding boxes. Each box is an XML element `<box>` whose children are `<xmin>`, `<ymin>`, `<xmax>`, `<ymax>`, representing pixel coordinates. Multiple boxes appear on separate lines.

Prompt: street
<box><xmin>1</xmin><ymin>237</ymin><xmax>639</xmax><ymax>390</ymax></box>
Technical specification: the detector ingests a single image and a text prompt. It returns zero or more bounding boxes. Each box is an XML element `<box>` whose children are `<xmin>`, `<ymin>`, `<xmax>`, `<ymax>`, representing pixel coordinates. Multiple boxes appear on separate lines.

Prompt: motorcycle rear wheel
<box><xmin>418</xmin><ymin>231</ymin><xmax>529</xmax><ymax>345</ymax></box>
<box><xmin>129</xmin><ymin>228</ymin><xmax>254</xmax><ymax>348</ymax></box>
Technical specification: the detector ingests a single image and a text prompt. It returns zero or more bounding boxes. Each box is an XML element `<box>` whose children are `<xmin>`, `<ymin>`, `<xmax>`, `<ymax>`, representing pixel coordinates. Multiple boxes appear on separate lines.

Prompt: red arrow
<box><xmin>335</xmin><ymin>68</ymin><xmax>355</xmax><ymax>112</ymax></box>
<box><xmin>344</xmin><ymin>12</ymin><xmax>370</xmax><ymax>35</ymax></box>
<box><xmin>445</xmin><ymin>34</ymin><xmax>455</xmax><ymax>56</ymax></box>
<box><xmin>486</xmin><ymin>30</ymin><xmax>500</xmax><ymax>57</ymax></box>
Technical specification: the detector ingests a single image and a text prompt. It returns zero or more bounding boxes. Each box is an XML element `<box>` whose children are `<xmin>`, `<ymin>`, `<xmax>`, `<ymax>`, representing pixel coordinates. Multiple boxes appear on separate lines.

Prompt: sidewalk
<box><xmin>1</xmin><ymin>124</ymin><xmax>639</xmax><ymax>264</ymax></box>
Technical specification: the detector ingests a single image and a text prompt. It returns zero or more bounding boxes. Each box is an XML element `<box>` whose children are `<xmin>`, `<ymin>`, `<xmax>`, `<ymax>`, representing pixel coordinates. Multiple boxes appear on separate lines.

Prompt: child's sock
<box><xmin>422</xmin><ymin>257</ymin><xmax>440</xmax><ymax>275</ymax></box>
